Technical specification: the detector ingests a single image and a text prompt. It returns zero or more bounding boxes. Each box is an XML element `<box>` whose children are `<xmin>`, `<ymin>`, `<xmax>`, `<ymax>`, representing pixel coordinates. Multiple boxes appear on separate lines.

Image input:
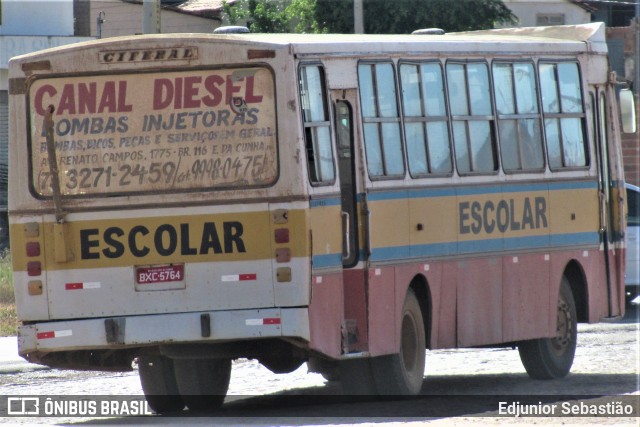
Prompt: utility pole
<box><xmin>143</xmin><ymin>0</ymin><xmax>161</xmax><ymax>34</ymax></box>
<box><xmin>635</xmin><ymin>0</ymin><xmax>639</xmax><ymax>99</ymax></box>
<box><xmin>354</xmin><ymin>0</ymin><xmax>364</xmax><ymax>34</ymax></box>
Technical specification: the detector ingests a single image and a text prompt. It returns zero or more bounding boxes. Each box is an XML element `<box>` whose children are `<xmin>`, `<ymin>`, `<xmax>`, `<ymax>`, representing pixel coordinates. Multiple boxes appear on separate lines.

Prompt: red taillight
<box><xmin>274</xmin><ymin>228</ymin><xmax>289</xmax><ymax>243</ymax></box>
<box><xmin>26</xmin><ymin>242</ymin><xmax>41</xmax><ymax>257</ymax></box>
<box><xmin>27</xmin><ymin>261</ymin><xmax>42</xmax><ymax>276</ymax></box>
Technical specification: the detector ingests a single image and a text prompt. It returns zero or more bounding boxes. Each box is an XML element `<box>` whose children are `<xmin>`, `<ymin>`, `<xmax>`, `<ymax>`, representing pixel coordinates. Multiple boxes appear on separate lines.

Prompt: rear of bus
<box><xmin>8</xmin><ymin>36</ymin><xmax>313</xmax><ymax>378</ymax></box>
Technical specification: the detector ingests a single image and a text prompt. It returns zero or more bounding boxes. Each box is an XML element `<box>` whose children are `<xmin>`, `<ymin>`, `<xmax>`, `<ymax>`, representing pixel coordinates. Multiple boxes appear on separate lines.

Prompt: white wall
<box><xmin>501</xmin><ymin>0</ymin><xmax>591</xmax><ymax>28</ymax></box>
<box><xmin>90</xmin><ymin>1</ymin><xmax>219</xmax><ymax>38</ymax></box>
<box><xmin>0</xmin><ymin>0</ymin><xmax>74</xmax><ymax>36</ymax></box>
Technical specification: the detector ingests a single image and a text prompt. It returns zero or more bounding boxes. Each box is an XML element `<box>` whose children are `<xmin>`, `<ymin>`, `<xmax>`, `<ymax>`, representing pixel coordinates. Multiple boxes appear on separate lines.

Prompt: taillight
<box><xmin>24</xmin><ymin>222</ymin><xmax>44</xmax><ymax>295</ymax></box>
<box><xmin>273</xmin><ymin>213</ymin><xmax>292</xmax><ymax>283</ymax></box>
<box><xmin>26</xmin><ymin>242</ymin><xmax>41</xmax><ymax>257</ymax></box>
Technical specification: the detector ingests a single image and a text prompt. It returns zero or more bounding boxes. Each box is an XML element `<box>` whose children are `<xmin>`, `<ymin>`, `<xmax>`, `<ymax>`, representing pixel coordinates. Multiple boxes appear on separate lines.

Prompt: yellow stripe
<box><xmin>12</xmin><ymin>209</ymin><xmax>309</xmax><ymax>271</ymax></box>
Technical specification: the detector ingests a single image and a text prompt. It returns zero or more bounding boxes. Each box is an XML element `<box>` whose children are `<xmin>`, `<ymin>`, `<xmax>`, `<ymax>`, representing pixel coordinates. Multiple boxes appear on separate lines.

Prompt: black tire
<box><xmin>339</xmin><ymin>358</ymin><xmax>378</xmax><ymax>395</ymax></box>
<box><xmin>371</xmin><ymin>288</ymin><xmax>426</xmax><ymax>395</ymax></box>
<box><xmin>138</xmin><ymin>354</ymin><xmax>185</xmax><ymax>413</ymax></box>
<box><xmin>173</xmin><ymin>358</ymin><xmax>231</xmax><ymax>411</ymax></box>
<box><xmin>518</xmin><ymin>276</ymin><xmax>577</xmax><ymax>379</ymax></box>
<box><xmin>321</xmin><ymin>367</ymin><xmax>340</xmax><ymax>382</ymax></box>
<box><xmin>307</xmin><ymin>357</ymin><xmax>340</xmax><ymax>382</ymax></box>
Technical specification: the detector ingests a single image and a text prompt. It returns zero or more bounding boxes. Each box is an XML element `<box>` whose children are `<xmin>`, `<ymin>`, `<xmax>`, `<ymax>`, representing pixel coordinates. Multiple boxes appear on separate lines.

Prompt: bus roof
<box><xmin>8</xmin><ymin>23</ymin><xmax>606</xmax><ymax>70</ymax></box>
<box><xmin>207</xmin><ymin>22</ymin><xmax>607</xmax><ymax>56</ymax></box>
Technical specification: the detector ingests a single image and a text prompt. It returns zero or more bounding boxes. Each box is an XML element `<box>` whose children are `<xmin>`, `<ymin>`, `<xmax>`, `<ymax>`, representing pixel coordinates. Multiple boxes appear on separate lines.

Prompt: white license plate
<box><xmin>135</xmin><ymin>264</ymin><xmax>185</xmax><ymax>291</ymax></box>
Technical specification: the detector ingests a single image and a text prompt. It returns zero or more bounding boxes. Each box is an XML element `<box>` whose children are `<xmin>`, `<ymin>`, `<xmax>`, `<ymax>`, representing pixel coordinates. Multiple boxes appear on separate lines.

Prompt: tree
<box><xmin>223</xmin><ymin>0</ymin><xmax>326</xmax><ymax>33</ymax></box>
<box><xmin>223</xmin><ymin>0</ymin><xmax>516</xmax><ymax>34</ymax></box>
<box><xmin>315</xmin><ymin>0</ymin><xmax>517</xmax><ymax>34</ymax></box>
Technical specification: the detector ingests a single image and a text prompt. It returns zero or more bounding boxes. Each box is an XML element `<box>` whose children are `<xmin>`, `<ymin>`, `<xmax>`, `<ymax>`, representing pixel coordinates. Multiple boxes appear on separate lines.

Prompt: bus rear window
<box><xmin>29</xmin><ymin>67</ymin><xmax>277</xmax><ymax>197</ymax></box>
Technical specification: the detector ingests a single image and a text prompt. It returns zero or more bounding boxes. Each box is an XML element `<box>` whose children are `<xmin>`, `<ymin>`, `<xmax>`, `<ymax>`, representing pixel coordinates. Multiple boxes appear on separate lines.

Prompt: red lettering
<box><xmin>57</xmin><ymin>84</ymin><xmax>77</xmax><ymax>115</ymax></box>
<box><xmin>97</xmin><ymin>81</ymin><xmax>117</xmax><ymax>113</ymax></box>
<box><xmin>117</xmin><ymin>81</ymin><xmax>133</xmax><ymax>112</ymax></box>
<box><xmin>34</xmin><ymin>84</ymin><xmax>57</xmax><ymax>116</ymax></box>
<box><xmin>202</xmin><ymin>75</ymin><xmax>224</xmax><ymax>107</ymax></box>
<box><xmin>151</xmin><ymin>73</ymin><xmax>264</xmax><ymax>111</ymax></box>
<box><xmin>183</xmin><ymin>76</ymin><xmax>202</xmax><ymax>109</ymax></box>
<box><xmin>174</xmin><ymin>77</ymin><xmax>183</xmax><ymax>109</ymax></box>
<box><xmin>78</xmin><ymin>82</ymin><xmax>97</xmax><ymax>114</ymax></box>
<box><xmin>153</xmin><ymin>79</ymin><xmax>173</xmax><ymax>110</ymax></box>
<box><xmin>225</xmin><ymin>76</ymin><xmax>242</xmax><ymax>105</ymax></box>
<box><xmin>245</xmin><ymin>76</ymin><xmax>263</xmax><ymax>104</ymax></box>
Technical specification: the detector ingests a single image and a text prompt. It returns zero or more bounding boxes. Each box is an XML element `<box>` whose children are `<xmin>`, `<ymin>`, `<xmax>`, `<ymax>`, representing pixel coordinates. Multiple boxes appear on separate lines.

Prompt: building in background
<box><xmin>0</xmin><ymin>0</ymin><xmax>94</xmax><ymax>248</ymax></box>
<box><xmin>500</xmin><ymin>0</ymin><xmax>594</xmax><ymax>26</ymax></box>
<box><xmin>78</xmin><ymin>0</ymin><xmax>226</xmax><ymax>39</ymax></box>
<box><xmin>0</xmin><ymin>0</ymin><xmax>226</xmax><ymax>249</ymax></box>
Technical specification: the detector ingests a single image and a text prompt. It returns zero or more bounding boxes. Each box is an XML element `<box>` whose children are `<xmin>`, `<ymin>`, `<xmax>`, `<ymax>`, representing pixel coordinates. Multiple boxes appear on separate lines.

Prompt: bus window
<box><xmin>493</xmin><ymin>62</ymin><xmax>544</xmax><ymax>172</ymax></box>
<box><xmin>539</xmin><ymin>62</ymin><xmax>588</xmax><ymax>169</ymax></box>
<box><xmin>358</xmin><ymin>63</ymin><xmax>405</xmax><ymax>178</ymax></box>
<box><xmin>299</xmin><ymin>65</ymin><xmax>335</xmax><ymax>184</ymax></box>
<box><xmin>446</xmin><ymin>62</ymin><xmax>498</xmax><ymax>174</ymax></box>
<box><xmin>400</xmin><ymin>62</ymin><xmax>452</xmax><ymax>176</ymax></box>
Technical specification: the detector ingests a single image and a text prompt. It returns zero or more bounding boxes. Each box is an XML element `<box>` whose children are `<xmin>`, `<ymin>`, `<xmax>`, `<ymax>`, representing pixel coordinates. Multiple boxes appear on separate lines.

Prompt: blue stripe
<box><xmin>309</xmin><ymin>181</ymin><xmax>598</xmax><ymax>207</ymax></box>
<box><xmin>310</xmin><ymin>198</ymin><xmax>341</xmax><ymax>208</ymax></box>
<box><xmin>365</xmin><ymin>180</ymin><xmax>597</xmax><ymax>202</ymax></box>
<box><xmin>312</xmin><ymin>253</ymin><xmax>343</xmax><ymax>269</ymax></box>
<box><xmin>369</xmin><ymin>232</ymin><xmax>599</xmax><ymax>262</ymax></box>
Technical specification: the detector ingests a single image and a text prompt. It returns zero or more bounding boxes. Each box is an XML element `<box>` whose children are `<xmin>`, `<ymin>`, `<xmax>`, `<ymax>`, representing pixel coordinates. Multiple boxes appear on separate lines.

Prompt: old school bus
<box><xmin>8</xmin><ymin>23</ymin><xmax>636</xmax><ymax>411</ymax></box>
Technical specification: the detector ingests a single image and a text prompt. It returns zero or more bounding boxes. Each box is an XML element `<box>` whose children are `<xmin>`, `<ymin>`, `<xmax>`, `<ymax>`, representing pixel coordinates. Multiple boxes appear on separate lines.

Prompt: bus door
<box><xmin>332</xmin><ymin>92</ymin><xmax>367</xmax><ymax>353</ymax></box>
<box><xmin>593</xmin><ymin>89</ymin><xmax>623</xmax><ymax>317</ymax></box>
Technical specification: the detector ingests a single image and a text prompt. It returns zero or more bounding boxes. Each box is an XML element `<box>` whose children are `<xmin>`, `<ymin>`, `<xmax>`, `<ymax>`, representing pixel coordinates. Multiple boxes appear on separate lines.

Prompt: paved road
<box><xmin>0</xmin><ymin>306</ymin><xmax>638</xmax><ymax>426</ymax></box>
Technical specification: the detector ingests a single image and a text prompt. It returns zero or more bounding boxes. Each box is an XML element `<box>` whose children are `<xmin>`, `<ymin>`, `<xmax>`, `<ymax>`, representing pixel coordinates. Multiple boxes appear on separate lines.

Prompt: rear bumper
<box><xmin>18</xmin><ymin>307</ymin><xmax>310</xmax><ymax>358</ymax></box>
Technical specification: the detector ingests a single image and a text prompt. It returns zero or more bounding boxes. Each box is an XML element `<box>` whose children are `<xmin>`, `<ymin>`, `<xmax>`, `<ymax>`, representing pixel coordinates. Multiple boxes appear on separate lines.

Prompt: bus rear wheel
<box><xmin>173</xmin><ymin>358</ymin><xmax>232</xmax><ymax>411</ymax></box>
<box><xmin>138</xmin><ymin>353</ymin><xmax>185</xmax><ymax>413</ymax></box>
<box><xmin>518</xmin><ymin>277</ymin><xmax>577</xmax><ymax>379</ymax></box>
<box><xmin>371</xmin><ymin>288</ymin><xmax>426</xmax><ymax>395</ymax></box>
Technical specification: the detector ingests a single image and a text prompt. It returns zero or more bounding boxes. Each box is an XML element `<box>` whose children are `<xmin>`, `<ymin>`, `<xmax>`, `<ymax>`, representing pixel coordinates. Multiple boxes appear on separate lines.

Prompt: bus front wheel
<box><xmin>518</xmin><ymin>277</ymin><xmax>577</xmax><ymax>379</ymax></box>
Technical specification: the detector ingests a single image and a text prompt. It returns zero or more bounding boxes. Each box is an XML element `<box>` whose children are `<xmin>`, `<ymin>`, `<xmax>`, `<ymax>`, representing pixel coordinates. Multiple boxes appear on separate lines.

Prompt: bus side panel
<box><xmin>308</xmin><ymin>272</ymin><xmax>343</xmax><ymax>358</ymax></box>
<box><xmin>343</xmin><ymin>268</ymin><xmax>368</xmax><ymax>352</ymax></box>
<box><xmin>368</xmin><ymin>266</ymin><xmax>398</xmax><ymax>356</ymax></box>
<box><xmin>308</xmin><ymin>200</ymin><xmax>344</xmax><ymax>358</ymax></box>
<box><xmin>456</xmin><ymin>257</ymin><xmax>502</xmax><ymax>347</ymax></box>
<box><xmin>502</xmin><ymin>253</ymin><xmax>551</xmax><ymax>342</ymax></box>
<box><xmin>391</xmin><ymin>262</ymin><xmax>443</xmax><ymax>351</ymax></box>
<box><xmin>436</xmin><ymin>262</ymin><xmax>458</xmax><ymax>349</ymax></box>
<box><xmin>548</xmin><ymin>249</ymin><xmax>608</xmax><ymax>324</ymax></box>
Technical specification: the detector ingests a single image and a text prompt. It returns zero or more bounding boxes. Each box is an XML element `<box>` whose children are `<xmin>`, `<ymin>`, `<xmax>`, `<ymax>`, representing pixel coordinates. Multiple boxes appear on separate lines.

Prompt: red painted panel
<box><xmin>502</xmin><ymin>253</ymin><xmax>550</xmax><ymax>342</ymax></box>
<box><xmin>393</xmin><ymin>263</ymin><xmax>443</xmax><ymax>350</ymax></box>
<box><xmin>437</xmin><ymin>262</ymin><xmax>458</xmax><ymax>349</ymax></box>
<box><xmin>456</xmin><ymin>257</ymin><xmax>502</xmax><ymax>347</ymax></box>
<box><xmin>367</xmin><ymin>266</ymin><xmax>397</xmax><ymax>356</ymax></box>
<box><xmin>343</xmin><ymin>269</ymin><xmax>368</xmax><ymax>352</ymax></box>
<box><xmin>308</xmin><ymin>273</ymin><xmax>343</xmax><ymax>358</ymax></box>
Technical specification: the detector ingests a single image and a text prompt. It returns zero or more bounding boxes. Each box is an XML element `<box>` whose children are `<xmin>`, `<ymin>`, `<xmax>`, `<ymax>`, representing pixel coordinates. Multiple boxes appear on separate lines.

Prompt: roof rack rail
<box><xmin>412</xmin><ymin>28</ymin><xmax>445</xmax><ymax>35</ymax></box>
<box><xmin>213</xmin><ymin>26</ymin><xmax>250</xmax><ymax>34</ymax></box>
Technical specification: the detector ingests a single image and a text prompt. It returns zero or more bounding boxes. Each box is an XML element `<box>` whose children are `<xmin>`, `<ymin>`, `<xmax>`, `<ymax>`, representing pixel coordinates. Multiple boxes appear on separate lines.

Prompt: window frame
<box><xmin>445</xmin><ymin>59</ymin><xmax>499</xmax><ymax>176</ymax></box>
<box><xmin>357</xmin><ymin>60</ymin><xmax>406</xmax><ymax>181</ymax></box>
<box><xmin>538</xmin><ymin>59</ymin><xmax>590</xmax><ymax>171</ymax></box>
<box><xmin>491</xmin><ymin>59</ymin><xmax>546</xmax><ymax>174</ymax></box>
<box><xmin>298</xmin><ymin>63</ymin><xmax>336</xmax><ymax>187</ymax></box>
<box><xmin>398</xmin><ymin>60</ymin><xmax>453</xmax><ymax>178</ymax></box>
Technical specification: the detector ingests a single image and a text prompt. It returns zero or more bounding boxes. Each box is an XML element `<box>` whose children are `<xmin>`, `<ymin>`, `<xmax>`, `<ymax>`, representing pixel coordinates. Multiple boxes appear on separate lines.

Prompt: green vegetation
<box><xmin>223</xmin><ymin>0</ymin><xmax>326</xmax><ymax>34</ymax></box>
<box><xmin>223</xmin><ymin>0</ymin><xmax>516</xmax><ymax>34</ymax></box>
<box><xmin>0</xmin><ymin>251</ymin><xmax>18</xmax><ymax>337</ymax></box>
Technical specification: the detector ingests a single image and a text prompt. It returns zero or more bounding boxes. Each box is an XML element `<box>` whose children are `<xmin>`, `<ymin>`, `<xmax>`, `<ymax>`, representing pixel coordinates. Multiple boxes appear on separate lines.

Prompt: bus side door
<box><xmin>331</xmin><ymin>91</ymin><xmax>369</xmax><ymax>353</ymax></box>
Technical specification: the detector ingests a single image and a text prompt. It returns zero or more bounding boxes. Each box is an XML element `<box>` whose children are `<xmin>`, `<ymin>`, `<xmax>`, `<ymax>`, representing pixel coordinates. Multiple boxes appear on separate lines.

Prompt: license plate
<box><xmin>135</xmin><ymin>264</ymin><xmax>185</xmax><ymax>290</ymax></box>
